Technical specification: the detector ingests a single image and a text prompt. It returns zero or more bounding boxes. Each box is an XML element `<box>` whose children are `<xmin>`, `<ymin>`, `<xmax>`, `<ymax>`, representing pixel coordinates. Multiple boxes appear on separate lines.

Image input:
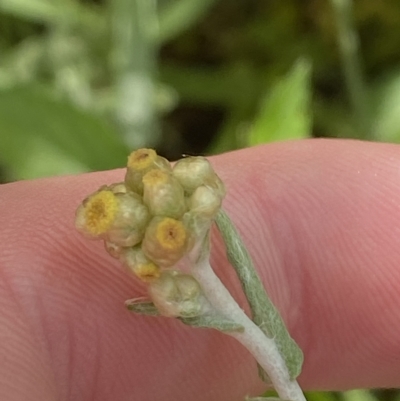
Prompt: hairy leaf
<box><xmin>180</xmin><ymin>313</ymin><xmax>244</xmax><ymax>333</ymax></box>
<box><xmin>125</xmin><ymin>299</ymin><xmax>160</xmax><ymax>316</ymax></box>
<box><xmin>215</xmin><ymin>209</ymin><xmax>304</xmax><ymax>380</ymax></box>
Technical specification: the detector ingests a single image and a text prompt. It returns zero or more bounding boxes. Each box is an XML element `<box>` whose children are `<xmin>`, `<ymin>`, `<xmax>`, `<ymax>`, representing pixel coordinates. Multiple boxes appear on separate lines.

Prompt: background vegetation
<box><xmin>1</xmin><ymin>0</ymin><xmax>399</xmax><ymax>399</ymax></box>
<box><xmin>2</xmin><ymin>0</ymin><xmax>400</xmax><ymax>183</ymax></box>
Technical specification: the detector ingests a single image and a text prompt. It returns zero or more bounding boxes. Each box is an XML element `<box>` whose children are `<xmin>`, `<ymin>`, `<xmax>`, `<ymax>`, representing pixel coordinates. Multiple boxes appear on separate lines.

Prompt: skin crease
<box><xmin>1</xmin><ymin>139</ymin><xmax>400</xmax><ymax>401</ymax></box>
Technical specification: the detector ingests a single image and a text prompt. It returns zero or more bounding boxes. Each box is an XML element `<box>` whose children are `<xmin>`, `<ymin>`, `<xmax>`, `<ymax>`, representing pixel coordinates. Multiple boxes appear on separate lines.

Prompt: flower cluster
<box><xmin>75</xmin><ymin>148</ymin><xmax>225</xmax><ymax>314</ymax></box>
<box><xmin>75</xmin><ymin>149</ymin><xmax>306</xmax><ymax>401</ymax></box>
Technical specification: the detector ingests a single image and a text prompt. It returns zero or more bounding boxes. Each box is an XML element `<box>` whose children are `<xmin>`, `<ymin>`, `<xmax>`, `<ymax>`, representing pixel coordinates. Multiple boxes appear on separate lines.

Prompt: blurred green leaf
<box><xmin>158</xmin><ymin>0</ymin><xmax>217</xmax><ymax>43</ymax></box>
<box><xmin>0</xmin><ymin>38</ymin><xmax>44</xmax><ymax>89</ymax></box>
<box><xmin>248</xmin><ymin>59</ymin><xmax>312</xmax><ymax>145</ymax></box>
<box><xmin>306</xmin><ymin>391</ymin><xmax>340</xmax><ymax>401</ymax></box>
<box><xmin>370</xmin><ymin>69</ymin><xmax>400</xmax><ymax>143</ymax></box>
<box><xmin>342</xmin><ymin>390</ymin><xmax>379</xmax><ymax>401</ymax></box>
<box><xmin>0</xmin><ymin>85</ymin><xmax>129</xmax><ymax>179</ymax></box>
<box><xmin>0</xmin><ymin>0</ymin><xmax>102</xmax><ymax>30</ymax></box>
<box><xmin>0</xmin><ymin>0</ymin><xmax>64</xmax><ymax>23</ymax></box>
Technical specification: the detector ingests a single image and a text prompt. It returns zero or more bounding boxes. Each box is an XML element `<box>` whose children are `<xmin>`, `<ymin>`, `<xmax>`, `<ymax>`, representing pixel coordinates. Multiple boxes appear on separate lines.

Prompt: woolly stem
<box><xmin>191</xmin><ymin>257</ymin><xmax>306</xmax><ymax>401</ymax></box>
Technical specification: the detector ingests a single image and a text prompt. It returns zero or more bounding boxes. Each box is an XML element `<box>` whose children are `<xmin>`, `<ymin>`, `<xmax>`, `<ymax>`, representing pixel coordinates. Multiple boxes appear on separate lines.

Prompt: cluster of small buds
<box><xmin>75</xmin><ymin>148</ymin><xmax>225</xmax><ymax>315</ymax></box>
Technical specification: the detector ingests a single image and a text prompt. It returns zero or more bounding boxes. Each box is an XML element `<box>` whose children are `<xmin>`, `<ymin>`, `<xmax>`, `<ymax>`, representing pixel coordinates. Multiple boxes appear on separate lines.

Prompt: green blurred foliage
<box><xmin>0</xmin><ymin>2</ymin><xmax>399</xmax><ymax>400</ymax></box>
<box><xmin>0</xmin><ymin>84</ymin><xmax>128</xmax><ymax>179</ymax></box>
<box><xmin>1</xmin><ymin>0</ymin><xmax>400</xmax><ymax>182</ymax></box>
<box><xmin>249</xmin><ymin>59</ymin><xmax>312</xmax><ymax>145</ymax></box>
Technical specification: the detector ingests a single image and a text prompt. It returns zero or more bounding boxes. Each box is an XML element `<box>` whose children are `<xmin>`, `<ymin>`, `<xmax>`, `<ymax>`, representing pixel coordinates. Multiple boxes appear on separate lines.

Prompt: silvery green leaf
<box><xmin>180</xmin><ymin>313</ymin><xmax>244</xmax><ymax>333</ymax></box>
<box><xmin>215</xmin><ymin>210</ymin><xmax>303</xmax><ymax>380</ymax></box>
<box><xmin>125</xmin><ymin>299</ymin><xmax>160</xmax><ymax>316</ymax></box>
<box><xmin>125</xmin><ymin>297</ymin><xmax>244</xmax><ymax>332</ymax></box>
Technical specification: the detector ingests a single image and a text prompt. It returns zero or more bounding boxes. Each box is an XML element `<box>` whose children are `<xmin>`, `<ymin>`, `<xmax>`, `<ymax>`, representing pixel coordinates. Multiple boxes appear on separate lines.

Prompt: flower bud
<box><xmin>120</xmin><ymin>246</ymin><xmax>160</xmax><ymax>282</ymax></box>
<box><xmin>172</xmin><ymin>156</ymin><xmax>224</xmax><ymax>196</ymax></box>
<box><xmin>142</xmin><ymin>169</ymin><xmax>186</xmax><ymax>218</ymax></box>
<box><xmin>182</xmin><ymin>211</ymin><xmax>213</xmax><ymax>242</ymax></box>
<box><xmin>125</xmin><ymin>148</ymin><xmax>171</xmax><ymax>194</ymax></box>
<box><xmin>148</xmin><ymin>271</ymin><xmax>178</xmax><ymax>317</ymax></box>
<box><xmin>189</xmin><ymin>185</ymin><xmax>222</xmax><ymax>219</ymax></box>
<box><xmin>207</xmin><ymin>175</ymin><xmax>226</xmax><ymax>199</ymax></box>
<box><xmin>148</xmin><ymin>271</ymin><xmax>202</xmax><ymax>317</ymax></box>
<box><xmin>142</xmin><ymin>216</ymin><xmax>190</xmax><ymax>267</ymax></box>
<box><xmin>106</xmin><ymin>193</ymin><xmax>150</xmax><ymax>246</ymax></box>
<box><xmin>75</xmin><ymin>189</ymin><xmax>150</xmax><ymax>246</ymax></box>
<box><xmin>175</xmin><ymin>274</ymin><xmax>201</xmax><ymax>301</ymax></box>
<box><xmin>108</xmin><ymin>182</ymin><xmax>128</xmax><ymax>194</ymax></box>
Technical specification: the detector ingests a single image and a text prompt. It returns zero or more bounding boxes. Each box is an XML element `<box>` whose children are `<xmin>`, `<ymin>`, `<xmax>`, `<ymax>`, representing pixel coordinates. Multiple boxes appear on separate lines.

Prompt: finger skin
<box><xmin>1</xmin><ymin>139</ymin><xmax>400</xmax><ymax>401</ymax></box>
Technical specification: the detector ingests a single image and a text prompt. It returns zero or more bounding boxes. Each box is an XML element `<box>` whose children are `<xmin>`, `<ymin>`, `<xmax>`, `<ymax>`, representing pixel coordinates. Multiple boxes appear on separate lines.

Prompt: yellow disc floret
<box><xmin>142</xmin><ymin>217</ymin><xmax>189</xmax><ymax>267</ymax></box>
<box><xmin>133</xmin><ymin>263</ymin><xmax>161</xmax><ymax>282</ymax></box>
<box><xmin>127</xmin><ymin>148</ymin><xmax>157</xmax><ymax>171</ymax></box>
<box><xmin>156</xmin><ymin>218</ymin><xmax>187</xmax><ymax>251</ymax></box>
<box><xmin>83</xmin><ymin>190</ymin><xmax>119</xmax><ymax>236</ymax></box>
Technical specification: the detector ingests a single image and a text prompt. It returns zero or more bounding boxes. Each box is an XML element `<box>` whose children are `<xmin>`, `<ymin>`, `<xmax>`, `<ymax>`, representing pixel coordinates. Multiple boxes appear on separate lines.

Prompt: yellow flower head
<box><xmin>133</xmin><ymin>263</ymin><xmax>161</xmax><ymax>282</ymax></box>
<box><xmin>141</xmin><ymin>216</ymin><xmax>189</xmax><ymax>267</ymax></box>
<box><xmin>127</xmin><ymin>148</ymin><xmax>157</xmax><ymax>171</ymax></box>
<box><xmin>82</xmin><ymin>190</ymin><xmax>119</xmax><ymax>236</ymax></box>
<box><xmin>156</xmin><ymin>218</ymin><xmax>187</xmax><ymax>251</ymax></box>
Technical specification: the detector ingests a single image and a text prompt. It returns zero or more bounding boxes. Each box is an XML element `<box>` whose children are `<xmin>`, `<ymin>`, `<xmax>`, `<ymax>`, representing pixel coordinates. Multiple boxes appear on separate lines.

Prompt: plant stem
<box><xmin>330</xmin><ymin>0</ymin><xmax>372</xmax><ymax>139</ymax></box>
<box><xmin>111</xmin><ymin>0</ymin><xmax>160</xmax><ymax>148</ymax></box>
<box><xmin>191</xmin><ymin>258</ymin><xmax>306</xmax><ymax>401</ymax></box>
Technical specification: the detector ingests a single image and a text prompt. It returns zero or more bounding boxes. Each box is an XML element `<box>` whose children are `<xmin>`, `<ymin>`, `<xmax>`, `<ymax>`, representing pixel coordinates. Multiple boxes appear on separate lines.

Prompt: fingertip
<box><xmin>3</xmin><ymin>139</ymin><xmax>400</xmax><ymax>400</ymax></box>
